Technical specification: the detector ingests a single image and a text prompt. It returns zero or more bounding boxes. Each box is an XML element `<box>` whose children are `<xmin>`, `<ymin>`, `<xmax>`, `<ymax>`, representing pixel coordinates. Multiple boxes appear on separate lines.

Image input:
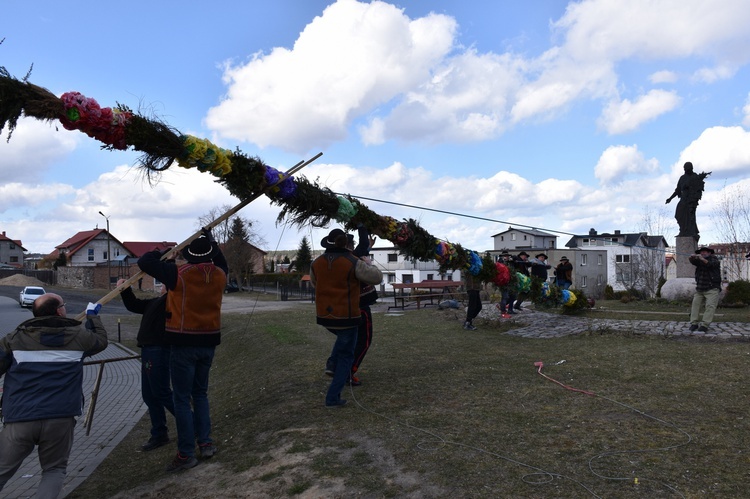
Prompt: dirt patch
<box><xmin>108</xmin><ymin>433</ymin><xmax>443</xmax><ymax>498</ymax></box>
<box><xmin>0</xmin><ymin>274</ymin><xmax>47</xmax><ymax>287</ymax></box>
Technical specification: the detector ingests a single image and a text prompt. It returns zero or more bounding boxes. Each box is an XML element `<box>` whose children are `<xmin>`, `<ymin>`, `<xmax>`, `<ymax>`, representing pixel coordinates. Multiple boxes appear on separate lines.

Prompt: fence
<box><xmin>0</xmin><ymin>269</ymin><xmax>57</xmax><ymax>286</ymax></box>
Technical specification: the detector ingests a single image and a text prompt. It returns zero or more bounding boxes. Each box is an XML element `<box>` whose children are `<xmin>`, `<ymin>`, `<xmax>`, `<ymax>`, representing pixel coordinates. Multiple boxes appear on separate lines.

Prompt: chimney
<box><xmin>614</xmin><ymin>230</ymin><xmax>621</xmax><ymax>235</ymax></box>
<box><xmin>589</xmin><ymin>228</ymin><xmax>597</xmax><ymax>236</ymax></box>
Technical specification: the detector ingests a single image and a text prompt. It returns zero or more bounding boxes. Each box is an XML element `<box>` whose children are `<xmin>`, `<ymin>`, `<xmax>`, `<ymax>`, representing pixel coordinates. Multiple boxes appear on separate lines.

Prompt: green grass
<box><xmin>70</xmin><ymin>302</ymin><xmax>750</xmax><ymax>498</ymax></box>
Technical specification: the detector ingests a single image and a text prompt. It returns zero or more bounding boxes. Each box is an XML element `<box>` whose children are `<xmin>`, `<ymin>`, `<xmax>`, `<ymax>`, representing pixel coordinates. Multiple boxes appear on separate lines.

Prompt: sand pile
<box><xmin>0</xmin><ymin>274</ymin><xmax>47</xmax><ymax>287</ymax></box>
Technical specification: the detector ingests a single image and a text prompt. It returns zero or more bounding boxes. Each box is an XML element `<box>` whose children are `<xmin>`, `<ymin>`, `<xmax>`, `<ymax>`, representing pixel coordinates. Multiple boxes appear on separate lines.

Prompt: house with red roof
<box><xmin>52</xmin><ymin>229</ymin><xmax>132</xmax><ymax>267</ymax></box>
<box><xmin>0</xmin><ymin>231</ymin><xmax>27</xmax><ymax>268</ymax></box>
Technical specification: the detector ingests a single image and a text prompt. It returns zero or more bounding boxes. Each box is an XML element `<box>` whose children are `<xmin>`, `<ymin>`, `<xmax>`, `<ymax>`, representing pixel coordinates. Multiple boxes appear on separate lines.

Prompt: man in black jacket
<box><xmin>0</xmin><ymin>293</ymin><xmax>108</xmax><ymax>497</ymax></box>
<box><xmin>117</xmin><ymin>278</ymin><xmax>175</xmax><ymax>452</ymax></box>
<box><xmin>688</xmin><ymin>246</ymin><xmax>722</xmax><ymax>332</ymax></box>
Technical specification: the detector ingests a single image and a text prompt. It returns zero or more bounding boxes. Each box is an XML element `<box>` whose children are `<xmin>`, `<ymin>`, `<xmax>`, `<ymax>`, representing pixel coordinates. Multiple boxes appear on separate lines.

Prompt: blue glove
<box><xmin>86</xmin><ymin>302</ymin><xmax>102</xmax><ymax>316</ymax></box>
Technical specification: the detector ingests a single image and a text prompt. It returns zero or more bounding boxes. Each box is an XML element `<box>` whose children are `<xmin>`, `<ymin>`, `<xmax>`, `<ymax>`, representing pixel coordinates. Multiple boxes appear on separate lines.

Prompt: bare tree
<box><xmin>613</xmin><ymin>207</ymin><xmax>671</xmax><ymax>297</ymax></box>
<box><xmin>711</xmin><ymin>185</ymin><xmax>750</xmax><ymax>281</ymax></box>
<box><xmin>197</xmin><ymin>205</ymin><xmax>265</xmax><ymax>248</ymax></box>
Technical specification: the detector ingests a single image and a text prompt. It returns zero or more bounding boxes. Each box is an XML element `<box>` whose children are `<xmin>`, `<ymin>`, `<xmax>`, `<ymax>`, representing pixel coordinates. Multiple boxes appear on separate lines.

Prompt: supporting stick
<box><xmin>74</xmin><ymin>152</ymin><xmax>322</xmax><ymax>321</ymax></box>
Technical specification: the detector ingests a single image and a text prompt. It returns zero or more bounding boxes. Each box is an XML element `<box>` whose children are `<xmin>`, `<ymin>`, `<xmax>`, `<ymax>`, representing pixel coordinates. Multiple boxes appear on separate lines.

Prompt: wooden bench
<box><xmin>388</xmin><ymin>280</ymin><xmax>464</xmax><ymax>311</ymax></box>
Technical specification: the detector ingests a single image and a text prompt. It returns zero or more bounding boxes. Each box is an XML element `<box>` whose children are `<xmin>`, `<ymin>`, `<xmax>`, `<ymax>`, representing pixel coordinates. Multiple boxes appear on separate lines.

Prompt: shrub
<box><xmin>723</xmin><ymin>279</ymin><xmax>750</xmax><ymax>306</ymax></box>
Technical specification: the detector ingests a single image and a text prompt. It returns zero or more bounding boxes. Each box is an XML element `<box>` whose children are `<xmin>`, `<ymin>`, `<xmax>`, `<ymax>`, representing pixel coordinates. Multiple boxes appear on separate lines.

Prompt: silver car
<box><xmin>19</xmin><ymin>286</ymin><xmax>46</xmax><ymax>307</ymax></box>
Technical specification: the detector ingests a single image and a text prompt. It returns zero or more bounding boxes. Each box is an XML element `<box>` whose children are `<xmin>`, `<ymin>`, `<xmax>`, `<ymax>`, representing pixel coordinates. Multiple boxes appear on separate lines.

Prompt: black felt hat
<box><xmin>321</xmin><ymin>228</ymin><xmax>347</xmax><ymax>249</ymax></box>
<box><xmin>182</xmin><ymin>236</ymin><xmax>219</xmax><ymax>263</ymax></box>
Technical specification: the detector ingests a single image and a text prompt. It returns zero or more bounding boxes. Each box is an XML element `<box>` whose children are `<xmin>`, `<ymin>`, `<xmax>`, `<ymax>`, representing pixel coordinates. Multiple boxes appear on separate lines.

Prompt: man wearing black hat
<box><xmin>554</xmin><ymin>256</ymin><xmax>573</xmax><ymax>290</ymax></box>
<box><xmin>530</xmin><ymin>254</ymin><xmax>551</xmax><ymax>281</ymax></box>
<box><xmin>688</xmin><ymin>246</ymin><xmax>721</xmax><ymax>332</ymax></box>
<box><xmin>138</xmin><ymin>229</ymin><xmax>228</xmax><ymax>472</ymax></box>
<box><xmin>311</xmin><ymin>228</ymin><xmax>382</xmax><ymax>408</ymax></box>
<box><xmin>512</xmin><ymin>252</ymin><xmax>532</xmax><ymax>310</ymax></box>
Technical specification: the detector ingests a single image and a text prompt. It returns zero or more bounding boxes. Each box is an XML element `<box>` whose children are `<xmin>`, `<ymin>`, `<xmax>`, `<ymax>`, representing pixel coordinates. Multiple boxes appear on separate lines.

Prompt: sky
<box><xmin>3</xmin><ymin>0</ymin><xmax>750</xmax><ymax>256</ymax></box>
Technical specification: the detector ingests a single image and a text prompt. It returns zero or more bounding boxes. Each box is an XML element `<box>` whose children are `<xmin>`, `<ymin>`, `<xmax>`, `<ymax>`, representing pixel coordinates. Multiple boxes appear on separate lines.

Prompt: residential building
<box><xmin>0</xmin><ymin>231</ymin><xmax>26</xmax><ymax>268</ymax></box>
<box><xmin>565</xmin><ymin>228</ymin><xmax>669</xmax><ymax>294</ymax></box>
<box><xmin>369</xmin><ymin>245</ymin><xmax>459</xmax><ymax>292</ymax></box>
<box><xmin>709</xmin><ymin>242</ymin><xmax>750</xmax><ymax>282</ymax></box>
<box><xmin>53</xmin><ymin>229</ymin><xmax>131</xmax><ymax>267</ymax></box>
<box><xmin>491</xmin><ymin>227</ymin><xmax>557</xmax><ymax>251</ymax></box>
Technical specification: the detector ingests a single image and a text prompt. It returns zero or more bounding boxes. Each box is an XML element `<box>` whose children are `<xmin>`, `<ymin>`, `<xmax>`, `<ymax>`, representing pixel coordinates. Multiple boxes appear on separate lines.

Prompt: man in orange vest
<box><xmin>138</xmin><ymin>229</ymin><xmax>227</xmax><ymax>472</ymax></box>
<box><xmin>311</xmin><ymin>228</ymin><xmax>382</xmax><ymax>408</ymax></box>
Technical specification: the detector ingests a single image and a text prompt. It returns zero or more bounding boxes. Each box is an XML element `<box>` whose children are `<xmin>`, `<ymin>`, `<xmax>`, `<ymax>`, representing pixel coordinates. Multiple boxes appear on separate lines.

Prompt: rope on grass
<box><xmin>535</xmin><ymin>360</ymin><xmax>691</xmax><ymax>498</ymax></box>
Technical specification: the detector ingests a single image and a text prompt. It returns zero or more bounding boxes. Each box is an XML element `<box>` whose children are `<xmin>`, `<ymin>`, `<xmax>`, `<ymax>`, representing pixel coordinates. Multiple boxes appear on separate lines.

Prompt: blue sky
<box><xmin>3</xmin><ymin>0</ymin><xmax>750</xmax><ymax>255</ymax></box>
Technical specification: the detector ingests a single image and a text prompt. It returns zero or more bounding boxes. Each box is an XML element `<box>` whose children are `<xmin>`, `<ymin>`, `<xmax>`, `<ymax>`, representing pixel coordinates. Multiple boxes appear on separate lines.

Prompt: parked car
<box><xmin>19</xmin><ymin>286</ymin><xmax>46</xmax><ymax>307</ymax></box>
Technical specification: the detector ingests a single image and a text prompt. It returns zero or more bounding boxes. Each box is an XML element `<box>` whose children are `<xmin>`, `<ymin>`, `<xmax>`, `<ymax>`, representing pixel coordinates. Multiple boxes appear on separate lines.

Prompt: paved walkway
<box><xmin>2</xmin><ymin>342</ymin><xmax>145</xmax><ymax>499</ymax></box>
<box><xmin>476</xmin><ymin>305</ymin><xmax>750</xmax><ymax>340</ymax></box>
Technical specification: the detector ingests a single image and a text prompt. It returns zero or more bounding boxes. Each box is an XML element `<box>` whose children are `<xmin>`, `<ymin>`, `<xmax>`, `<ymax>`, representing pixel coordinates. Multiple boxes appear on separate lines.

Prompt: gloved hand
<box><xmin>86</xmin><ymin>302</ymin><xmax>102</xmax><ymax>316</ymax></box>
<box><xmin>201</xmin><ymin>227</ymin><xmax>215</xmax><ymax>243</ymax></box>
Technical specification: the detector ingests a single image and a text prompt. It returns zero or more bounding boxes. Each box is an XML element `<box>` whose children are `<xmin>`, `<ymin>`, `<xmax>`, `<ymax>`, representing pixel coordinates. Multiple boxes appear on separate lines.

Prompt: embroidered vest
<box><xmin>165</xmin><ymin>263</ymin><xmax>226</xmax><ymax>335</ymax></box>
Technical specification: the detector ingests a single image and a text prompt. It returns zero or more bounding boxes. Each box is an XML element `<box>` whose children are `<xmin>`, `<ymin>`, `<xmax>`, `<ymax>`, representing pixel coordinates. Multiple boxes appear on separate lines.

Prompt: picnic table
<box><xmin>389</xmin><ymin>280</ymin><xmax>463</xmax><ymax>310</ymax></box>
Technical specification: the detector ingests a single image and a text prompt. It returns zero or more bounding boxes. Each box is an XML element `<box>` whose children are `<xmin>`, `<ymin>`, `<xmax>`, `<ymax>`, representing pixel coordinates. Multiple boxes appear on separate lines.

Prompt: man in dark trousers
<box><xmin>311</xmin><ymin>228</ymin><xmax>382</xmax><ymax>408</ymax></box>
<box><xmin>117</xmin><ymin>277</ymin><xmax>175</xmax><ymax>452</ymax></box>
<box><xmin>138</xmin><ymin>230</ymin><xmax>227</xmax><ymax>472</ymax></box>
<box><xmin>0</xmin><ymin>293</ymin><xmax>108</xmax><ymax>497</ymax></box>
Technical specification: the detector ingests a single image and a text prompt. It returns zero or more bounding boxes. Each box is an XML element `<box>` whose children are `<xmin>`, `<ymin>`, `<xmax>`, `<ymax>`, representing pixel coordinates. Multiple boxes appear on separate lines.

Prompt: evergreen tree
<box><xmin>294</xmin><ymin>236</ymin><xmax>313</xmax><ymax>274</ymax></box>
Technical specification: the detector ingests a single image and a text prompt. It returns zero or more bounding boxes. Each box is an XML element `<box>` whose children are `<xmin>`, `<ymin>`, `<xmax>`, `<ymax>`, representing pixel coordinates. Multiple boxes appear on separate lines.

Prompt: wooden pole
<box><xmin>74</xmin><ymin>152</ymin><xmax>322</xmax><ymax>321</ymax></box>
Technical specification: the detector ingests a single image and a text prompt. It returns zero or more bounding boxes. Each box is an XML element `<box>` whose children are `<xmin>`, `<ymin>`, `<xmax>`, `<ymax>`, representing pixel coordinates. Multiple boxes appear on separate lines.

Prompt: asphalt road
<box><xmin>0</xmin><ymin>285</ymin><xmax>136</xmax><ymax>337</ymax></box>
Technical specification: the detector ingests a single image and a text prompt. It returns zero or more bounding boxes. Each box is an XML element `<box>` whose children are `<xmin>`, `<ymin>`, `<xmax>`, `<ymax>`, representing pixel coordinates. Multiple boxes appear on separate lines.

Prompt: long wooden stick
<box><xmin>74</xmin><ymin>152</ymin><xmax>322</xmax><ymax>321</ymax></box>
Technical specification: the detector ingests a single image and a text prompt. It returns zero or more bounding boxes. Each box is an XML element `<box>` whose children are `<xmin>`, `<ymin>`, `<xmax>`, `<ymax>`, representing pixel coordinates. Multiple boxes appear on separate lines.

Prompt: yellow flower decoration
<box><xmin>177</xmin><ymin>135</ymin><xmax>233</xmax><ymax>177</ymax></box>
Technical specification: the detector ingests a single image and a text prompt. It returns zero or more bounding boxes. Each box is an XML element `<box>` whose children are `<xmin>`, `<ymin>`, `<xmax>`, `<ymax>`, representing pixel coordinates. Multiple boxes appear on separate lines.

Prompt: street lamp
<box><xmin>99</xmin><ymin>211</ymin><xmax>111</xmax><ymax>289</ymax></box>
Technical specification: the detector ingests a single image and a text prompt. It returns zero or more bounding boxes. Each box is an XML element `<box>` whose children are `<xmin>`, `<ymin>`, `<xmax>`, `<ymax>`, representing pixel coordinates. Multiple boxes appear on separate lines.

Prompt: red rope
<box><xmin>534</xmin><ymin>361</ymin><xmax>596</xmax><ymax>396</ymax></box>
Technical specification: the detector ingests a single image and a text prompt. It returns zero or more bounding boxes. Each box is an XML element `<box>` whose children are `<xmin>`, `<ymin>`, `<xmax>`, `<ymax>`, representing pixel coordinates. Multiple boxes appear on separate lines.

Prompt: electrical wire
<box><xmin>335</xmin><ymin>191</ymin><xmax>750</xmax><ymax>266</ymax></box>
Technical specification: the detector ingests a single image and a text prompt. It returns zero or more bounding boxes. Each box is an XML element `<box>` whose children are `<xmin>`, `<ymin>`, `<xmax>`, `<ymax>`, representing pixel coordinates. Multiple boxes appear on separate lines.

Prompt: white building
<box><xmin>369</xmin><ymin>245</ymin><xmax>460</xmax><ymax>292</ymax></box>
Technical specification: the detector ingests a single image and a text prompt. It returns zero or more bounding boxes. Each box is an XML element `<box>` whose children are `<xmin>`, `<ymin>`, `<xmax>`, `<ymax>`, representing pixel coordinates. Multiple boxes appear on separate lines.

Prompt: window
<box><xmin>581</xmin><ymin>254</ymin><xmax>588</xmax><ymax>266</ymax></box>
<box><xmin>605</xmin><ymin>237</ymin><xmax>618</xmax><ymax>246</ymax></box>
<box><xmin>598</xmin><ymin>254</ymin><xmax>603</xmax><ymax>265</ymax></box>
<box><xmin>616</xmin><ymin>254</ymin><xmax>630</xmax><ymax>263</ymax></box>
<box><xmin>402</xmin><ymin>274</ymin><xmax>414</xmax><ymax>284</ymax></box>
<box><xmin>581</xmin><ymin>276</ymin><xmax>587</xmax><ymax>287</ymax></box>
<box><xmin>426</xmin><ymin>273</ymin><xmax>434</xmax><ymax>281</ymax></box>
<box><xmin>387</xmin><ymin>253</ymin><xmax>398</xmax><ymax>263</ymax></box>
<box><xmin>387</xmin><ymin>273</ymin><xmax>396</xmax><ymax>283</ymax></box>
<box><xmin>548</xmin><ymin>241</ymin><xmax>555</xmax><ymax>248</ymax></box>
<box><xmin>10</xmin><ymin>256</ymin><xmax>18</xmax><ymax>262</ymax></box>
<box><xmin>102</xmin><ymin>250</ymin><xmax>108</xmax><ymax>260</ymax></box>
<box><xmin>88</xmin><ymin>248</ymin><xmax>94</xmax><ymax>261</ymax></box>
<box><xmin>9</xmin><ymin>243</ymin><xmax>15</xmax><ymax>249</ymax></box>
<box><xmin>523</xmin><ymin>235</ymin><xmax>527</xmax><ymax>240</ymax></box>
<box><xmin>582</xmin><ymin>238</ymin><xmax>595</xmax><ymax>246</ymax></box>
<box><xmin>597</xmin><ymin>274</ymin><xmax>603</xmax><ymax>285</ymax></box>
<box><xmin>501</xmin><ymin>236</ymin><xmax>504</xmax><ymax>241</ymax></box>
<box><xmin>511</xmin><ymin>234</ymin><xmax>517</xmax><ymax>241</ymax></box>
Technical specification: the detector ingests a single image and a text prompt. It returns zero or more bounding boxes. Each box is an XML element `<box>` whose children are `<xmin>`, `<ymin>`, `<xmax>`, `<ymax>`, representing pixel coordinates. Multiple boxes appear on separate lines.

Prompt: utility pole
<box><xmin>99</xmin><ymin>211</ymin><xmax>111</xmax><ymax>289</ymax></box>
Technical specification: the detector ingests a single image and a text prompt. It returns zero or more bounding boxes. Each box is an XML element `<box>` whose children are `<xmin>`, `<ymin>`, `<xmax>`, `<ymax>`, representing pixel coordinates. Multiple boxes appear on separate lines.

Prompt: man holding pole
<box><xmin>311</xmin><ymin>228</ymin><xmax>382</xmax><ymax>408</ymax></box>
<box><xmin>138</xmin><ymin>229</ymin><xmax>227</xmax><ymax>472</ymax></box>
<box><xmin>0</xmin><ymin>293</ymin><xmax>108</xmax><ymax>497</ymax></box>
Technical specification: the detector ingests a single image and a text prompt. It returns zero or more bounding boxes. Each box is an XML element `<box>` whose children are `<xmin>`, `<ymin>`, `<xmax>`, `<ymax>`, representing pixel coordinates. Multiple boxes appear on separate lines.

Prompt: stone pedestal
<box><xmin>675</xmin><ymin>236</ymin><xmax>697</xmax><ymax>278</ymax></box>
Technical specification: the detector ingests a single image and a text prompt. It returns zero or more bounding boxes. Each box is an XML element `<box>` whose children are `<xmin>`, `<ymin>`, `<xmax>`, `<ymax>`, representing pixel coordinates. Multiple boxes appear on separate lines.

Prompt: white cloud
<box><xmin>205</xmin><ymin>0</ymin><xmax>456</xmax><ymax>153</ymax></box>
<box><xmin>598</xmin><ymin>90</ymin><xmax>681</xmax><ymax>135</ymax></box>
<box><xmin>692</xmin><ymin>64</ymin><xmax>738</xmax><ymax>83</ymax></box>
<box><xmin>0</xmin><ymin>118</ymin><xmax>78</xmax><ymax>181</ymax></box>
<box><xmin>594</xmin><ymin>145</ymin><xmax>660</xmax><ymax>185</ymax></box>
<box><xmin>649</xmin><ymin>70</ymin><xmax>678</xmax><ymax>84</ymax></box>
<box><xmin>676</xmin><ymin>126</ymin><xmax>750</xmax><ymax>177</ymax></box>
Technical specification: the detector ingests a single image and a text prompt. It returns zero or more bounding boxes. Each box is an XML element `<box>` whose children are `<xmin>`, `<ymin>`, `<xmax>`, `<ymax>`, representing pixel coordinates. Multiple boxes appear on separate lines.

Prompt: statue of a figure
<box><xmin>665</xmin><ymin>161</ymin><xmax>711</xmax><ymax>240</ymax></box>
